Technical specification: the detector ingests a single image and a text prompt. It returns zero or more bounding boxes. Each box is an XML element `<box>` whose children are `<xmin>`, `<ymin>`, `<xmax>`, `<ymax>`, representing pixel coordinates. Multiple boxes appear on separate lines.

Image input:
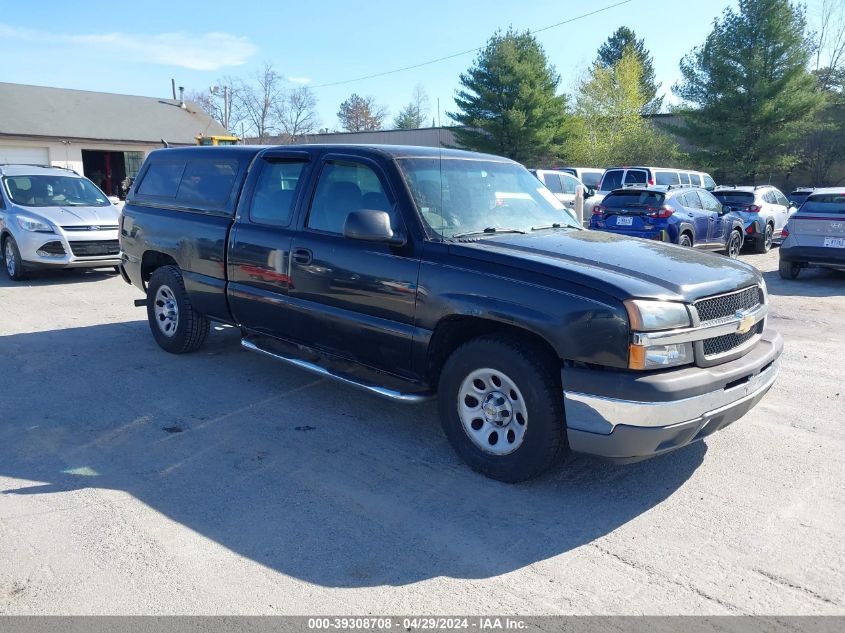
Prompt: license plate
<box><xmin>616</xmin><ymin>216</ymin><xmax>633</xmax><ymax>226</ymax></box>
<box><xmin>824</xmin><ymin>237</ymin><xmax>845</xmax><ymax>248</ymax></box>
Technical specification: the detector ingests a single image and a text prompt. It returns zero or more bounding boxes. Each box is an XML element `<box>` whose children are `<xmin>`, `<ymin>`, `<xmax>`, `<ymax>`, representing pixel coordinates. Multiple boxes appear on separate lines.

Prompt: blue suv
<box><xmin>589</xmin><ymin>185</ymin><xmax>745</xmax><ymax>258</ymax></box>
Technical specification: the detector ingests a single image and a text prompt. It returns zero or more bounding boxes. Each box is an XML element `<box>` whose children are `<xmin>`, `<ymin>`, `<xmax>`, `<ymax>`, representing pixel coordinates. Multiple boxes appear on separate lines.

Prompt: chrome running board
<box><xmin>241</xmin><ymin>338</ymin><xmax>433</xmax><ymax>403</ymax></box>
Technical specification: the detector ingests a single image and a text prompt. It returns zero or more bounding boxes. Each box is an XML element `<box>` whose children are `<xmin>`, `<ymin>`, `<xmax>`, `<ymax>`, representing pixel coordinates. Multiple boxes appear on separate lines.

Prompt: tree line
<box><xmin>192</xmin><ymin>0</ymin><xmax>844</xmax><ymax>184</ymax></box>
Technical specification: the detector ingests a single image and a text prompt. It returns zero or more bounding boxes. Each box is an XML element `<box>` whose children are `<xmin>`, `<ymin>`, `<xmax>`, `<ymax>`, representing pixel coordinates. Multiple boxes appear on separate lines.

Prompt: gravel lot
<box><xmin>0</xmin><ymin>248</ymin><xmax>843</xmax><ymax>615</ymax></box>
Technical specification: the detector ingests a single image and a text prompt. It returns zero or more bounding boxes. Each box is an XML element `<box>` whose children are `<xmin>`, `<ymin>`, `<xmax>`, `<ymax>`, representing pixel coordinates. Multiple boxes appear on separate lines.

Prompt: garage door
<box><xmin>0</xmin><ymin>146</ymin><xmax>49</xmax><ymax>165</ymax></box>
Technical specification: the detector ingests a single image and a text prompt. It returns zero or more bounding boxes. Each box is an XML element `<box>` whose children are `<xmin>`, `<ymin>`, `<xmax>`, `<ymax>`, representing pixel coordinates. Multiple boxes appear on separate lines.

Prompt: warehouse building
<box><xmin>0</xmin><ymin>82</ymin><xmax>227</xmax><ymax>197</ymax></box>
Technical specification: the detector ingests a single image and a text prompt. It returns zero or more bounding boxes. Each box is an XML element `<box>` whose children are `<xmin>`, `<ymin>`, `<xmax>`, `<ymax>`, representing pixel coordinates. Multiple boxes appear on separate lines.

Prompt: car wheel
<box><xmin>726</xmin><ymin>229</ymin><xmax>743</xmax><ymax>258</ymax></box>
<box><xmin>437</xmin><ymin>335</ymin><xmax>566</xmax><ymax>482</ymax></box>
<box><xmin>755</xmin><ymin>224</ymin><xmax>774</xmax><ymax>253</ymax></box>
<box><xmin>146</xmin><ymin>265</ymin><xmax>210</xmax><ymax>353</ymax></box>
<box><xmin>3</xmin><ymin>236</ymin><xmax>27</xmax><ymax>281</ymax></box>
<box><xmin>679</xmin><ymin>234</ymin><xmax>693</xmax><ymax>248</ymax></box>
<box><xmin>778</xmin><ymin>260</ymin><xmax>801</xmax><ymax>280</ymax></box>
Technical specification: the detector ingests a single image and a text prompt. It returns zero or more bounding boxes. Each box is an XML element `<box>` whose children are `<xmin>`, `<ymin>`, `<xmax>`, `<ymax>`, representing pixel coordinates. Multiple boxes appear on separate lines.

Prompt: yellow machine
<box><xmin>195</xmin><ymin>135</ymin><xmax>241</xmax><ymax>146</ymax></box>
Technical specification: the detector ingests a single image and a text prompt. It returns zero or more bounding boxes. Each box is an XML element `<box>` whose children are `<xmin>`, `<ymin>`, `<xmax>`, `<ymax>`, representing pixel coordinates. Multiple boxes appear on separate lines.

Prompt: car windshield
<box><xmin>581</xmin><ymin>171</ymin><xmax>603</xmax><ymax>188</ymax></box>
<box><xmin>800</xmin><ymin>193</ymin><xmax>845</xmax><ymax>214</ymax></box>
<box><xmin>397</xmin><ymin>157</ymin><xmax>581</xmax><ymax>239</ymax></box>
<box><xmin>602</xmin><ymin>191</ymin><xmax>666</xmax><ymax>208</ymax></box>
<box><xmin>712</xmin><ymin>191</ymin><xmax>754</xmax><ymax>205</ymax></box>
<box><xmin>3</xmin><ymin>175</ymin><xmax>110</xmax><ymax>207</ymax></box>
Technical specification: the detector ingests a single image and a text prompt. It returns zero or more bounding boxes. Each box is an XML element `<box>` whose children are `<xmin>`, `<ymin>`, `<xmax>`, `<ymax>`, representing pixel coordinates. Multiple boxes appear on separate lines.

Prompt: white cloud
<box><xmin>287</xmin><ymin>76</ymin><xmax>312</xmax><ymax>85</ymax></box>
<box><xmin>0</xmin><ymin>23</ymin><xmax>256</xmax><ymax>71</ymax></box>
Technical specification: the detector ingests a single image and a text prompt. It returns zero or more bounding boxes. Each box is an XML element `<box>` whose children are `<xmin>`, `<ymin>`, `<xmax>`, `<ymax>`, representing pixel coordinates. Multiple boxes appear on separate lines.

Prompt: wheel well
<box><xmin>141</xmin><ymin>251</ymin><xmax>178</xmax><ymax>283</ymax></box>
<box><xmin>681</xmin><ymin>229</ymin><xmax>693</xmax><ymax>243</ymax></box>
<box><xmin>427</xmin><ymin>316</ymin><xmax>560</xmax><ymax>384</ymax></box>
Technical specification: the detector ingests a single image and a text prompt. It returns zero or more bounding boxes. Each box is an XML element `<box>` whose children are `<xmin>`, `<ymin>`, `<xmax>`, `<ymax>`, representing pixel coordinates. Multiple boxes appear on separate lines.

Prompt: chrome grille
<box><xmin>702</xmin><ymin>322</ymin><xmax>763</xmax><ymax>356</ymax></box>
<box><xmin>695</xmin><ymin>286</ymin><xmax>762</xmax><ymax>323</ymax></box>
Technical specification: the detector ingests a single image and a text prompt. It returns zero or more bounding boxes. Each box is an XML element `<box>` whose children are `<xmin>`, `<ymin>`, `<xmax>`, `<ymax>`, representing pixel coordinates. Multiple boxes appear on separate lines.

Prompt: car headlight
<box><xmin>17</xmin><ymin>215</ymin><xmax>54</xmax><ymax>233</ymax></box>
<box><xmin>629</xmin><ymin>342</ymin><xmax>694</xmax><ymax>370</ymax></box>
<box><xmin>624</xmin><ymin>299</ymin><xmax>691</xmax><ymax>331</ymax></box>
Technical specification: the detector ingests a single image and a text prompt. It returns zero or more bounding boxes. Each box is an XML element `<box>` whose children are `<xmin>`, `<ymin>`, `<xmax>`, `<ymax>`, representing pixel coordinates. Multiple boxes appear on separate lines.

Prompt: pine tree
<box><xmin>449</xmin><ymin>28</ymin><xmax>568</xmax><ymax>164</ymax></box>
<box><xmin>597</xmin><ymin>26</ymin><xmax>662</xmax><ymax>113</ymax></box>
<box><xmin>673</xmin><ymin>0</ymin><xmax>823</xmax><ymax>181</ymax></box>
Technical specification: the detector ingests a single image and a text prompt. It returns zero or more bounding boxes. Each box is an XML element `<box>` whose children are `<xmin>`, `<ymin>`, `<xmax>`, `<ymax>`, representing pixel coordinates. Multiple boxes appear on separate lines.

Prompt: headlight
<box><xmin>629</xmin><ymin>342</ymin><xmax>694</xmax><ymax>370</ymax></box>
<box><xmin>17</xmin><ymin>215</ymin><xmax>53</xmax><ymax>233</ymax></box>
<box><xmin>624</xmin><ymin>299</ymin><xmax>691</xmax><ymax>331</ymax></box>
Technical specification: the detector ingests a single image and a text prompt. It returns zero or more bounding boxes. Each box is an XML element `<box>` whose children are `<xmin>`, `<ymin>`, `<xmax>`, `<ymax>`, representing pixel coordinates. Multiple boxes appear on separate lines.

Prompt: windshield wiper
<box><xmin>452</xmin><ymin>227</ymin><xmax>527</xmax><ymax>239</ymax></box>
<box><xmin>531</xmin><ymin>223</ymin><xmax>576</xmax><ymax>231</ymax></box>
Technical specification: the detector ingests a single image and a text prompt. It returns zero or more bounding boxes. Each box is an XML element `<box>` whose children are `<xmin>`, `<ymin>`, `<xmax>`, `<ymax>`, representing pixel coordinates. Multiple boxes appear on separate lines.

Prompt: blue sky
<box><xmin>0</xmin><ymin>0</ymin><xmax>828</xmax><ymax>132</ymax></box>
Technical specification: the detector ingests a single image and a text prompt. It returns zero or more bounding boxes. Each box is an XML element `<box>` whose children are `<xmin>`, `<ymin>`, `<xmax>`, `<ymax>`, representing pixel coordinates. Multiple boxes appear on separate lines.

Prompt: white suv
<box><xmin>0</xmin><ymin>164</ymin><xmax>121</xmax><ymax>280</ymax></box>
<box><xmin>585</xmin><ymin>166</ymin><xmax>717</xmax><ymax>215</ymax></box>
<box><xmin>712</xmin><ymin>186</ymin><xmax>796</xmax><ymax>253</ymax></box>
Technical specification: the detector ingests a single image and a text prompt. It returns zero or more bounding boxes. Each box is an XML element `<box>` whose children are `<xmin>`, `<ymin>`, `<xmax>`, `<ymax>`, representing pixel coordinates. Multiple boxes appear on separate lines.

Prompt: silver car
<box><xmin>779</xmin><ymin>187</ymin><xmax>845</xmax><ymax>279</ymax></box>
<box><xmin>0</xmin><ymin>164</ymin><xmax>121</xmax><ymax>281</ymax></box>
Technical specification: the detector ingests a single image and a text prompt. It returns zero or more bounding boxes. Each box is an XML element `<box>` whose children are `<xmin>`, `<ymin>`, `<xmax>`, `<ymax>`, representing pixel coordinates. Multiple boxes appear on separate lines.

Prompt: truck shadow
<box><xmin>0</xmin><ymin>322</ymin><xmax>704</xmax><ymax>588</ymax></box>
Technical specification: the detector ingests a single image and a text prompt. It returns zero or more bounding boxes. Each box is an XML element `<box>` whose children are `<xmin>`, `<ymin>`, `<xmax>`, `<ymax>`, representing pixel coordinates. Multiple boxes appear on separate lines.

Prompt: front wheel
<box><xmin>726</xmin><ymin>229</ymin><xmax>743</xmax><ymax>258</ymax></box>
<box><xmin>679</xmin><ymin>234</ymin><xmax>693</xmax><ymax>248</ymax></box>
<box><xmin>755</xmin><ymin>224</ymin><xmax>774</xmax><ymax>253</ymax></box>
<box><xmin>146</xmin><ymin>265</ymin><xmax>210</xmax><ymax>353</ymax></box>
<box><xmin>437</xmin><ymin>335</ymin><xmax>566</xmax><ymax>482</ymax></box>
<box><xmin>779</xmin><ymin>260</ymin><xmax>801</xmax><ymax>280</ymax></box>
<box><xmin>3</xmin><ymin>236</ymin><xmax>27</xmax><ymax>281</ymax></box>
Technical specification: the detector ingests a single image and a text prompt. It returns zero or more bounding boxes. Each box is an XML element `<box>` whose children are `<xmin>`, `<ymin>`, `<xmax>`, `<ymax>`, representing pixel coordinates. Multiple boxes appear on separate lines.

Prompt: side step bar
<box><xmin>240</xmin><ymin>339</ymin><xmax>434</xmax><ymax>404</ymax></box>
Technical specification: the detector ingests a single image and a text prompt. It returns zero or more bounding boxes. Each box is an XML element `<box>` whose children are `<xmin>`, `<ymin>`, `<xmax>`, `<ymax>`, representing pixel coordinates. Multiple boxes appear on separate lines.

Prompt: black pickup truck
<box><xmin>119</xmin><ymin>145</ymin><xmax>782</xmax><ymax>481</ymax></box>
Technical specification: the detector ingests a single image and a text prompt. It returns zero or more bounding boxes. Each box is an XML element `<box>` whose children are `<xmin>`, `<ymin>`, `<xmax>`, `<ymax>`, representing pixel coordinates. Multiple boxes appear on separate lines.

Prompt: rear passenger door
<box><xmin>286</xmin><ymin>154</ymin><xmax>421</xmax><ymax>374</ymax></box>
<box><xmin>227</xmin><ymin>150</ymin><xmax>312</xmax><ymax>338</ymax></box>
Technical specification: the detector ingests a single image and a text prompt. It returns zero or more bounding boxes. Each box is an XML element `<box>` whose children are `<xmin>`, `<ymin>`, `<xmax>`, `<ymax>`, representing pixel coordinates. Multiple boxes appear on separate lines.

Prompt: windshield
<box><xmin>3</xmin><ymin>175</ymin><xmax>110</xmax><ymax>207</ymax></box>
<box><xmin>581</xmin><ymin>171</ymin><xmax>603</xmax><ymax>189</ymax></box>
<box><xmin>712</xmin><ymin>191</ymin><xmax>754</xmax><ymax>205</ymax></box>
<box><xmin>398</xmin><ymin>157</ymin><xmax>580</xmax><ymax>239</ymax></box>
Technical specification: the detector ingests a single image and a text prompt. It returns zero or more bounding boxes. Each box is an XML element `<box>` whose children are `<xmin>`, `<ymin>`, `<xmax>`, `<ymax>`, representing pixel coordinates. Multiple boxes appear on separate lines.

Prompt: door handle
<box><xmin>292</xmin><ymin>247</ymin><xmax>312</xmax><ymax>265</ymax></box>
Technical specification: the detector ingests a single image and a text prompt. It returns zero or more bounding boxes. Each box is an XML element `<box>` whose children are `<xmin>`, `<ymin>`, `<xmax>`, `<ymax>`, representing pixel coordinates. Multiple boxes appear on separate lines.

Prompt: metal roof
<box><xmin>0</xmin><ymin>82</ymin><xmax>228</xmax><ymax>145</ymax></box>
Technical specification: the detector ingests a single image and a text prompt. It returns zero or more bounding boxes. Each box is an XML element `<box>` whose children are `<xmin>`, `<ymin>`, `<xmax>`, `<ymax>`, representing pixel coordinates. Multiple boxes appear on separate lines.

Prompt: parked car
<box><xmin>585</xmin><ymin>166</ymin><xmax>717</xmax><ymax>216</ymax></box>
<box><xmin>529</xmin><ymin>169</ymin><xmax>588</xmax><ymax>220</ymax></box>
<box><xmin>120</xmin><ymin>145</ymin><xmax>782</xmax><ymax>482</ymax></box>
<box><xmin>711</xmin><ymin>185</ymin><xmax>795</xmax><ymax>253</ymax></box>
<box><xmin>787</xmin><ymin>187</ymin><xmax>815</xmax><ymax>208</ymax></box>
<box><xmin>779</xmin><ymin>187</ymin><xmax>845</xmax><ymax>279</ymax></box>
<box><xmin>556</xmin><ymin>166</ymin><xmax>604</xmax><ymax>190</ymax></box>
<box><xmin>589</xmin><ymin>185</ymin><xmax>745</xmax><ymax>257</ymax></box>
<box><xmin>0</xmin><ymin>164</ymin><xmax>121</xmax><ymax>280</ymax></box>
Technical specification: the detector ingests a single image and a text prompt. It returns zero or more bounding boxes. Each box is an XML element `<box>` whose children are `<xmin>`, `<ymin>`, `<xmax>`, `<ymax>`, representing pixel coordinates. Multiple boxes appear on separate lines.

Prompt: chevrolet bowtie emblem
<box><xmin>736</xmin><ymin>311</ymin><xmax>756</xmax><ymax>334</ymax></box>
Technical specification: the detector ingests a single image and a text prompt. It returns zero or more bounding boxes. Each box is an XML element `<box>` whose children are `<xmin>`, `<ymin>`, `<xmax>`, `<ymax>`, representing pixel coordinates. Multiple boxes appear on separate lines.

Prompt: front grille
<box><xmin>703</xmin><ymin>322</ymin><xmax>763</xmax><ymax>356</ymax></box>
<box><xmin>694</xmin><ymin>285</ymin><xmax>763</xmax><ymax>323</ymax></box>
<box><xmin>62</xmin><ymin>225</ymin><xmax>119</xmax><ymax>232</ymax></box>
<box><xmin>68</xmin><ymin>240</ymin><xmax>120</xmax><ymax>257</ymax></box>
<box><xmin>37</xmin><ymin>241</ymin><xmax>66</xmax><ymax>256</ymax></box>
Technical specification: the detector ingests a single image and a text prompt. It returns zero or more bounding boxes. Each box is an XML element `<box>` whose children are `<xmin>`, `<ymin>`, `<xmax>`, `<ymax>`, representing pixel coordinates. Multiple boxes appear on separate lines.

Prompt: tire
<box><xmin>779</xmin><ymin>260</ymin><xmax>801</xmax><ymax>280</ymax></box>
<box><xmin>3</xmin><ymin>235</ymin><xmax>27</xmax><ymax>281</ymax></box>
<box><xmin>146</xmin><ymin>265</ymin><xmax>210</xmax><ymax>353</ymax></box>
<box><xmin>725</xmin><ymin>229</ymin><xmax>743</xmax><ymax>258</ymax></box>
<box><xmin>437</xmin><ymin>335</ymin><xmax>566</xmax><ymax>482</ymax></box>
<box><xmin>755</xmin><ymin>224</ymin><xmax>774</xmax><ymax>253</ymax></box>
<box><xmin>679</xmin><ymin>233</ymin><xmax>693</xmax><ymax>248</ymax></box>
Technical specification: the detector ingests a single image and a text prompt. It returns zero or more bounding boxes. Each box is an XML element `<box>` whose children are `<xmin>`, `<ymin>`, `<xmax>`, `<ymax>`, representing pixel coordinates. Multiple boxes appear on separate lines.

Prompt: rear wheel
<box><xmin>437</xmin><ymin>335</ymin><xmax>566</xmax><ymax>482</ymax></box>
<box><xmin>3</xmin><ymin>236</ymin><xmax>27</xmax><ymax>281</ymax></box>
<box><xmin>726</xmin><ymin>229</ymin><xmax>743</xmax><ymax>258</ymax></box>
<box><xmin>779</xmin><ymin>260</ymin><xmax>801</xmax><ymax>280</ymax></box>
<box><xmin>755</xmin><ymin>224</ymin><xmax>774</xmax><ymax>253</ymax></box>
<box><xmin>679</xmin><ymin>233</ymin><xmax>693</xmax><ymax>248</ymax></box>
<box><xmin>146</xmin><ymin>265</ymin><xmax>210</xmax><ymax>353</ymax></box>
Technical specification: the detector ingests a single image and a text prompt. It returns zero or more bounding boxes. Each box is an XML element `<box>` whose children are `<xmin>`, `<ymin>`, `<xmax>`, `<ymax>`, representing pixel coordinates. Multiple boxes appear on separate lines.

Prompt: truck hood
<box><xmin>20</xmin><ymin>205</ymin><xmax>120</xmax><ymax>227</ymax></box>
<box><xmin>450</xmin><ymin>229</ymin><xmax>762</xmax><ymax>302</ymax></box>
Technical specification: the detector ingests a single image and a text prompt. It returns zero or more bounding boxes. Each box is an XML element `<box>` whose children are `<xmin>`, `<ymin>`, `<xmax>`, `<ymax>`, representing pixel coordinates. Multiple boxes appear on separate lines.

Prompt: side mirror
<box><xmin>343</xmin><ymin>209</ymin><xmax>405</xmax><ymax>245</ymax></box>
<box><xmin>721</xmin><ymin>204</ymin><xmax>731</xmax><ymax>215</ymax></box>
<box><xmin>586</xmin><ymin>188</ymin><xmax>596</xmax><ymax>198</ymax></box>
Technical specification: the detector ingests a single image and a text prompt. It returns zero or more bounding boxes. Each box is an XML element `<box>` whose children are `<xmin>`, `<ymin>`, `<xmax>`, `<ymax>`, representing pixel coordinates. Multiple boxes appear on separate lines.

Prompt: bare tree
<box><xmin>240</xmin><ymin>62</ymin><xmax>285</xmax><ymax>141</ymax></box>
<box><xmin>188</xmin><ymin>76</ymin><xmax>244</xmax><ymax>133</ymax></box>
<box><xmin>813</xmin><ymin>0</ymin><xmax>845</xmax><ymax>90</ymax></box>
<box><xmin>275</xmin><ymin>86</ymin><xmax>320</xmax><ymax>139</ymax></box>
<box><xmin>394</xmin><ymin>84</ymin><xmax>430</xmax><ymax>129</ymax></box>
<box><xmin>337</xmin><ymin>94</ymin><xmax>388</xmax><ymax>132</ymax></box>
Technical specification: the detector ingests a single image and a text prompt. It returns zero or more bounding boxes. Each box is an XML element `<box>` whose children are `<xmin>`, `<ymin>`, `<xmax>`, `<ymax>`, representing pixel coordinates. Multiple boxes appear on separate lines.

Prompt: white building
<box><xmin>0</xmin><ymin>82</ymin><xmax>227</xmax><ymax>197</ymax></box>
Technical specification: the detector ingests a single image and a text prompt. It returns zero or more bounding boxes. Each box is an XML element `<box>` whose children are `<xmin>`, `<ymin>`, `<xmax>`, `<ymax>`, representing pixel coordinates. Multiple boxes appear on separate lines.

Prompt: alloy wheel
<box><xmin>4</xmin><ymin>241</ymin><xmax>15</xmax><ymax>277</ymax></box>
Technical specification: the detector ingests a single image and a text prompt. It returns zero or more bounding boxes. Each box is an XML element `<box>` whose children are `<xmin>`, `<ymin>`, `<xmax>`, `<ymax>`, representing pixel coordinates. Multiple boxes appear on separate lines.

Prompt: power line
<box><xmin>308</xmin><ymin>0</ymin><xmax>633</xmax><ymax>89</ymax></box>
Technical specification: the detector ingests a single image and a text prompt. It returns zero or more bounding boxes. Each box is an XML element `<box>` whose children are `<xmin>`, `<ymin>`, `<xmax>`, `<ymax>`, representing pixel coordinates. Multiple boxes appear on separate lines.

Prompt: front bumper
<box><xmin>563</xmin><ymin>329</ymin><xmax>783</xmax><ymax>460</ymax></box>
<box><xmin>16</xmin><ymin>227</ymin><xmax>120</xmax><ymax>270</ymax></box>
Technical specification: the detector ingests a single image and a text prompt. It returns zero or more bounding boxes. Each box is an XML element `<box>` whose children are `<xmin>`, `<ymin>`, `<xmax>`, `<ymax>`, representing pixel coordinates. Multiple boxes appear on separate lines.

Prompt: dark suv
<box><xmin>590</xmin><ymin>186</ymin><xmax>745</xmax><ymax>257</ymax></box>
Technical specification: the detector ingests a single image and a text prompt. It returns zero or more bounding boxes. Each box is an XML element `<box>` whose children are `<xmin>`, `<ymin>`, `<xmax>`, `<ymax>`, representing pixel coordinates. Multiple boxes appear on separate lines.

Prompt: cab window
<box><xmin>623</xmin><ymin>170</ymin><xmax>647</xmax><ymax>184</ymax></box>
<box><xmin>250</xmin><ymin>160</ymin><xmax>307</xmax><ymax>226</ymax></box>
<box><xmin>541</xmin><ymin>173</ymin><xmax>563</xmax><ymax>193</ymax></box>
<box><xmin>560</xmin><ymin>174</ymin><xmax>579</xmax><ymax>195</ymax></box>
<box><xmin>307</xmin><ymin>160</ymin><xmax>393</xmax><ymax>234</ymax></box>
